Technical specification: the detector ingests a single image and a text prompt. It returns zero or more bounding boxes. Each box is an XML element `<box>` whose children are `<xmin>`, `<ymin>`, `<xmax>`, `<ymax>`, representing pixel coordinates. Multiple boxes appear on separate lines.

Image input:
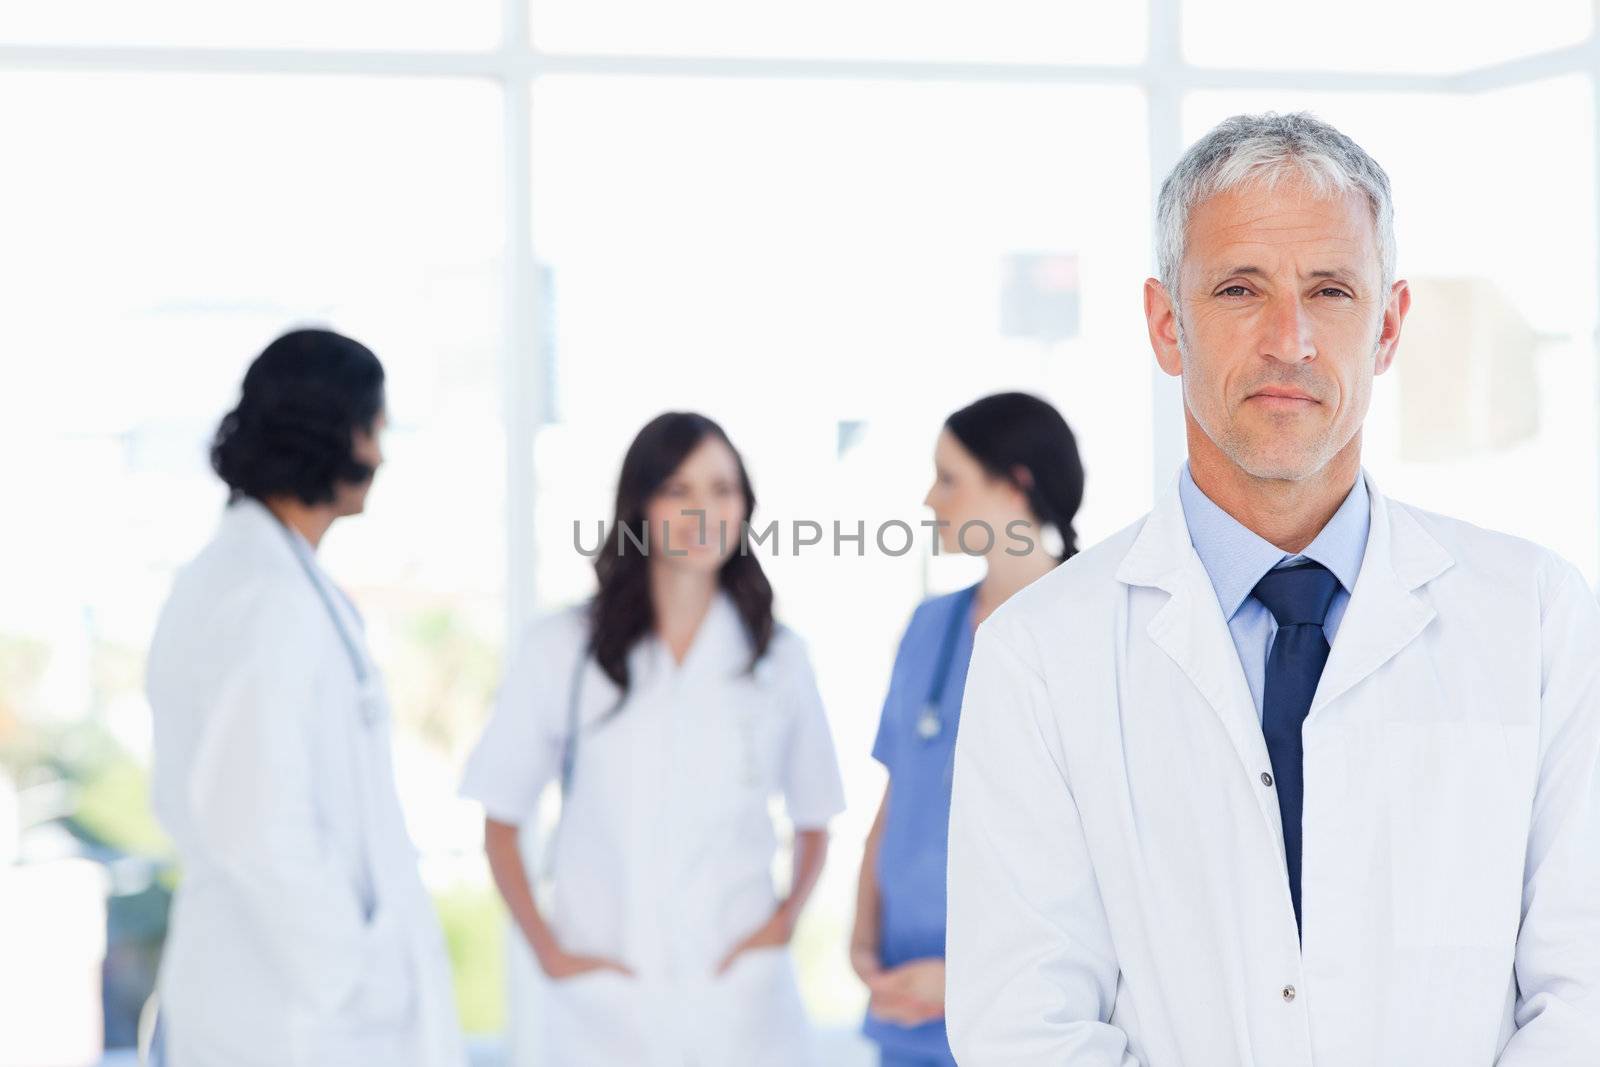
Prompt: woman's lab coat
<box><xmin>947</xmin><ymin>472</ymin><xmax>1600</xmax><ymax>1065</ymax></box>
<box><xmin>146</xmin><ymin>499</ymin><xmax>463</xmax><ymax>1067</ymax></box>
<box><xmin>461</xmin><ymin>591</ymin><xmax>846</xmax><ymax>1067</ymax></box>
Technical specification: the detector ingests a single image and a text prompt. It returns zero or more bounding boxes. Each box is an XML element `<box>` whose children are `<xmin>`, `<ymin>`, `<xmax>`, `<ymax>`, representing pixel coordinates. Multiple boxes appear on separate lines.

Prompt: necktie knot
<box><xmin>1251</xmin><ymin>560</ymin><xmax>1340</xmax><ymax>628</ymax></box>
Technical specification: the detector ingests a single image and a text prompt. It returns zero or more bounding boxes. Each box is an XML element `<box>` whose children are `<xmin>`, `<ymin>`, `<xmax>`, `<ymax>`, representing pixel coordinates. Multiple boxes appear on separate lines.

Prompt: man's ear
<box><xmin>1145</xmin><ymin>277</ymin><xmax>1183</xmax><ymax>378</ymax></box>
<box><xmin>1373</xmin><ymin>278</ymin><xmax>1410</xmax><ymax>377</ymax></box>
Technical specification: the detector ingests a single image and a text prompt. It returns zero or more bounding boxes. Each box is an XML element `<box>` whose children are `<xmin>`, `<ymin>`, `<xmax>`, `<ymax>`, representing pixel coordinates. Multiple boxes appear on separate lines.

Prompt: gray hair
<box><xmin>1156</xmin><ymin>112</ymin><xmax>1396</xmax><ymax>299</ymax></box>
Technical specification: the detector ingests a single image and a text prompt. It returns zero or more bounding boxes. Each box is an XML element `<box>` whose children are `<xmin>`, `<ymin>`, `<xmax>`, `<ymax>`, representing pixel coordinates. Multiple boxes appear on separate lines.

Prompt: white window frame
<box><xmin>5</xmin><ymin>0</ymin><xmax>1599</xmax><ymax>632</ymax></box>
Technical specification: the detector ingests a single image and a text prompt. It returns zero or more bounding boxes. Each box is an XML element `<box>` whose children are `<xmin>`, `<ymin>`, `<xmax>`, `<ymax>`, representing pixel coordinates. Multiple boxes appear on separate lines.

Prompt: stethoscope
<box><xmin>277</xmin><ymin>519</ymin><xmax>387</xmax><ymax>728</ymax></box>
<box><xmin>914</xmin><ymin>582</ymin><xmax>980</xmax><ymax>742</ymax></box>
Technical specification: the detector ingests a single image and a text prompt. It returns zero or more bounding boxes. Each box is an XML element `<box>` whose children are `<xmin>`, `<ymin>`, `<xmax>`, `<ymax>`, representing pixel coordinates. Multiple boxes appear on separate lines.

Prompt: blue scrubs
<box><xmin>863</xmin><ymin>583</ymin><xmax>978</xmax><ymax>1067</ymax></box>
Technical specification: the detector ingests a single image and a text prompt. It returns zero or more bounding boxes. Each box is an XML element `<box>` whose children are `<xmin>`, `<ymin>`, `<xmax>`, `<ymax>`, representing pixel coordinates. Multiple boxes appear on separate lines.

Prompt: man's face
<box><xmin>1146</xmin><ymin>174</ymin><xmax>1408</xmax><ymax>483</ymax></box>
<box><xmin>335</xmin><ymin>409</ymin><xmax>386</xmax><ymax>516</ymax></box>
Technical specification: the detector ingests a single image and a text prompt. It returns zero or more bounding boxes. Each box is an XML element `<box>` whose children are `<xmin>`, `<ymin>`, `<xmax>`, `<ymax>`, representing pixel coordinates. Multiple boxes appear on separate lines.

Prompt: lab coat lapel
<box><xmin>1308</xmin><ymin>474</ymin><xmax>1452</xmax><ymax>718</ymax></box>
<box><xmin>675</xmin><ymin>590</ymin><xmax>747</xmax><ymax>685</ymax></box>
<box><xmin>1116</xmin><ymin>479</ymin><xmax>1269</xmax><ymax>782</ymax></box>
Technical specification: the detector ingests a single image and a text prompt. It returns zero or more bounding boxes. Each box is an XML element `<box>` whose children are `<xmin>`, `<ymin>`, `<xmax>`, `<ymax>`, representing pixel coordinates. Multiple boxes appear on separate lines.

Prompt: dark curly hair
<box><xmin>210</xmin><ymin>328</ymin><xmax>386</xmax><ymax>506</ymax></box>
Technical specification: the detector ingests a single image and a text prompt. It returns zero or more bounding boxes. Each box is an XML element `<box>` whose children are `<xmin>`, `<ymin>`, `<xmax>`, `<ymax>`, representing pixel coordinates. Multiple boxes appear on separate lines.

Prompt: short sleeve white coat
<box><xmin>461</xmin><ymin>590</ymin><xmax>845</xmax><ymax>1066</ymax></box>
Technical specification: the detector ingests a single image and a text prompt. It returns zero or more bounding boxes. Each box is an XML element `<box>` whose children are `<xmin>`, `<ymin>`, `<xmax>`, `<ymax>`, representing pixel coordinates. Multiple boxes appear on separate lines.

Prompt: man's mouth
<box><xmin>1247</xmin><ymin>387</ymin><xmax>1319</xmax><ymax>406</ymax></box>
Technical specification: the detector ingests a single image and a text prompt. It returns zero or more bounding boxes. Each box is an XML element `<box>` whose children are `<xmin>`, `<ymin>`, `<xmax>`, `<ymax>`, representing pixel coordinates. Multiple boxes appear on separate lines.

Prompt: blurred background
<box><xmin>2</xmin><ymin>1</ymin><xmax>1599</xmax><ymax>1064</ymax></box>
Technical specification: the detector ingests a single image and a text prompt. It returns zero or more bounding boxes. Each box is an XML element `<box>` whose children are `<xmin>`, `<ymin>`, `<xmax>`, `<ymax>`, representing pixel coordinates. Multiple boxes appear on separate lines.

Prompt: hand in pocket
<box><xmin>542</xmin><ymin>947</ymin><xmax>634</xmax><ymax>981</ymax></box>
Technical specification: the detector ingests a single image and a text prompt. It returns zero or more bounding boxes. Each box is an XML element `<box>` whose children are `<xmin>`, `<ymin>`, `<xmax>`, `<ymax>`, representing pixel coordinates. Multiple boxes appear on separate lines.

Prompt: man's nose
<box><xmin>1261</xmin><ymin>295</ymin><xmax>1316</xmax><ymax>364</ymax></box>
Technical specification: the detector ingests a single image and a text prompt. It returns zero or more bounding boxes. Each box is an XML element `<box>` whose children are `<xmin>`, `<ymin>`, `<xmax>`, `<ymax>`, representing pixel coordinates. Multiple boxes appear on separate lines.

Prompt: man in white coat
<box><xmin>146</xmin><ymin>329</ymin><xmax>464</xmax><ymax>1066</ymax></box>
<box><xmin>946</xmin><ymin>112</ymin><xmax>1600</xmax><ymax>1065</ymax></box>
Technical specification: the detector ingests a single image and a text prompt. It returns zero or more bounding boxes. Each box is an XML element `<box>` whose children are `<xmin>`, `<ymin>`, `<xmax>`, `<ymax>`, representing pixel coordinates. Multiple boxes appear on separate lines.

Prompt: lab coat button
<box><xmin>1261</xmin><ymin>771</ymin><xmax>1274</xmax><ymax>787</ymax></box>
<box><xmin>1281</xmin><ymin>984</ymin><xmax>1297</xmax><ymax>1003</ymax></box>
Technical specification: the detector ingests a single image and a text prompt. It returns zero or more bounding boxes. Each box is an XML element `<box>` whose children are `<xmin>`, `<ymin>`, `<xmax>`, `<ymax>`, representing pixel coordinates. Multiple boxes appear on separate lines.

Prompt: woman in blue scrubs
<box><xmin>850</xmin><ymin>392</ymin><xmax>1086</xmax><ymax>1066</ymax></box>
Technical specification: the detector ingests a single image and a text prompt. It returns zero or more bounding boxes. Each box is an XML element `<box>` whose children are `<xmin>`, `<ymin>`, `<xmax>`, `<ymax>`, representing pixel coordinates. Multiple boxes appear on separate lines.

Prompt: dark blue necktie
<box><xmin>1251</xmin><ymin>559</ymin><xmax>1340</xmax><ymax>934</ymax></box>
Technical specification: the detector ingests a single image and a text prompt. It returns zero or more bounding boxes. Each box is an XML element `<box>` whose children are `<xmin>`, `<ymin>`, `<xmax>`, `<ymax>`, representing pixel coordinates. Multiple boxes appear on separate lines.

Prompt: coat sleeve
<box><xmin>459</xmin><ymin>611</ymin><xmax>577</xmax><ymax>825</ymax></box>
<box><xmin>774</xmin><ymin>630</ymin><xmax>847</xmax><ymax>830</ymax></box>
<box><xmin>186</xmin><ymin>585</ymin><xmax>393</xmax><ymax>1018</ymax></box>
<box><xmin>946</xmin><ymin>620</ymin><xmax>1140</xmax><ymax>1067</ymax></box>
<box><xmin>1495</xmin><ymin>561</ymin><xmax>1600</xmax><ymax>1063</ymax></box>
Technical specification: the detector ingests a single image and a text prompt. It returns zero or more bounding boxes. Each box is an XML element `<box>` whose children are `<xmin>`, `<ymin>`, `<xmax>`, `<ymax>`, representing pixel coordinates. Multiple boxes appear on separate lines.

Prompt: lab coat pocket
<box><xmin>703</xmin><ymin>946</ymin><xmax>813</xmax><ymax>1065</ymax></box>
<box><xmin>715</xmin><ymin>942</ymin><xmax>789</xmax><ymax>983</ymax></box>
<box><xmin>699</xmin><ymin>682</ymin><xmax>785</xmax><ymax>802</ymax></box>
<box><xmin>351</xmin><ymin>915</ymin><xmax>416</xmax><ymax>1023</ymax></box>
<box><xmin>288</xmin><ymin>1015</ymin><xmax>414</xmax><ymax>1066</ymax></box>
<box><xmin>289</xmin><ymin>919</ymin><xmax>416</xmax><ymax>1067</ymax></box>
<box><xmin>544</xmin><ymin>968</ymin><xmax>645</xmax><ymax>1061</ymax></box>
<box><xmin>1384</xmin><ymin>721</ymin><xmax>1531</xmax><ymax>950</ymax></box>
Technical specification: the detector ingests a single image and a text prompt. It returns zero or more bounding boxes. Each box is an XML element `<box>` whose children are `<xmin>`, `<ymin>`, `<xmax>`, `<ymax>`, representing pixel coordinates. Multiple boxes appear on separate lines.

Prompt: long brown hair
<box><xmin>589</xmin><ymin>412</ymin><xmax>775</xmax><ymax>698</ymax></box>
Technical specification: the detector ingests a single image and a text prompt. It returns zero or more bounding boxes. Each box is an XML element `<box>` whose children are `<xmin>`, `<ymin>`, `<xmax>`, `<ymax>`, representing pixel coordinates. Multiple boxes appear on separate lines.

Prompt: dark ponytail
<box><xmin>945</xmin><ymin>392</ymin><xmax>1085</xmax><ymax>562</ymax></box>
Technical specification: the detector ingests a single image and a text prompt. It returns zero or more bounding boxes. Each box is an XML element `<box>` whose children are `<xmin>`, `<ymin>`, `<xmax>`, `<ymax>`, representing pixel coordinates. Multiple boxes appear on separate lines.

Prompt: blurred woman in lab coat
<box><xmin>851</xmin><ymin>392</ymin><xmax>1084</xmax><ymax>1067</ymax></box>
<box><xmin>146</xmin><ymin>329</ymin><xmax>463</xmax><ymax>1067</ymax></box>
<box><xmin>462</xmin><ymin>411</ymin><xmax>846</xmax><ymax>1066</ymax></box>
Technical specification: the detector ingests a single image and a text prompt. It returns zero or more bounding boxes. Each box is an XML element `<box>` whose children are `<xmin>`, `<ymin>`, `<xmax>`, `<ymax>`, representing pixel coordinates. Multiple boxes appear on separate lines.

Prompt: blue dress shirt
<box><xmin>1177</xmin><ymin>463</ymin><xmax>1371</xmax><ymax>719</ymax></box>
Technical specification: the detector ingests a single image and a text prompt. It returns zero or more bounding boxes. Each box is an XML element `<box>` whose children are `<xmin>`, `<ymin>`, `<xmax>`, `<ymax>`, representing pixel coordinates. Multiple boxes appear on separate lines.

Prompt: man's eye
<box><xmin>1219</xmin><ymin>285</ymin><xmax>1251</xmax><ymax>297</ymax></box>
<box><xmin>1319</xmin><ymin>287</ymin><xmax>1352</xmax><ymax>298</ymax></box>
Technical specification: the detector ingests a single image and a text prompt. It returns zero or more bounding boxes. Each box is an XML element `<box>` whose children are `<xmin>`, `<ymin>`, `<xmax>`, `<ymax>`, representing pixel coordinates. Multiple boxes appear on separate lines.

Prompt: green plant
<box><xmin>433</xmin><ymin>884</ymin><xmax>507</xmax><ymax>1035</ymax></box>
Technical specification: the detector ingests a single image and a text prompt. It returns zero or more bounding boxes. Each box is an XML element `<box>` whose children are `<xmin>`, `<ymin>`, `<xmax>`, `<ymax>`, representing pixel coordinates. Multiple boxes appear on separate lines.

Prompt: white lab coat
<box><xmin>461</xmin><ymin>591</ymin><xmax>846</xmax><ymax>1066</ymax></box>
<box><xmin>146</xmin><ymin>498</ymin><xmax>463</xmax><ymax>1067</ymax></box>
<box><xmin>947</xmin><ymin>471</ymin><xmax>1600</xmax><ymax>1066</ymax></box>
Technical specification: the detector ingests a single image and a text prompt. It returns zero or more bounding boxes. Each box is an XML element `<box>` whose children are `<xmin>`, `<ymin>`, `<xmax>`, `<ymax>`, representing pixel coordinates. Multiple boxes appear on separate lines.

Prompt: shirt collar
<box><xmin>1178</xmin><ymin>462</ymin><xmax>1370</xmax><ymax>622</ymax></box>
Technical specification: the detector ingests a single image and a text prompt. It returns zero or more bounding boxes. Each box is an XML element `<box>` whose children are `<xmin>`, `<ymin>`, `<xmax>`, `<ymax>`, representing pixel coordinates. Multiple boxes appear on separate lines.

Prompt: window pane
<box><xmin>526</xmin><ymin>76</ymin><xmax>1151</xmax><ymax>1044</ymax></box>
<box><xmin>0</xmin><ymin>72</ymin><xmax>507</xmax><ymax>1041</ymax></box>
<box><xmin>1184</xmin><ymin>82</ymin><xmax>1599</xmax><ymax>582</ymax></box>
<box><xmin>532</xmin><ymin>0</ymin><xmax>1147</xmax><ymax>63</ymax></box>
<box><xmin>1</xmin><ymin>0</ymin><xmax>500</xmax><ymax>50</ymax></box>
<box><xmin>1184</xmin><ymin>0</ymin><xmax>1591</xmax><ymax>73</ymax></box>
